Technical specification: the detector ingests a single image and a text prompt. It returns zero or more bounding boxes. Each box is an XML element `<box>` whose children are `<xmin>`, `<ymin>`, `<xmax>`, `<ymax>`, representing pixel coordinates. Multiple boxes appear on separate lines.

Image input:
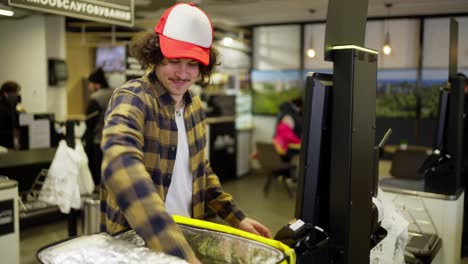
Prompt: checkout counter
<box><xmin>204</xmin><ymin>93</ymin><xmax>253</xmax><ymax>181</ymax></box>
<box><xmin>0</xmin><ymin>148</ymin><xmax>56</xmax><ymax>192</ymax></box>
<box><xmin>206</xmin><ymin>116</ymin><xmax>237</xmax><ymax>181</ymax></box>
<box><xmin>0</xmin><ymin>177</ymin><xmax>19</xmax><ymax>264</ymax></box>
<box><xmin>0</xmin><ymin>148</ymin><xmax>62</xmax><ymax>228</ymax></box>
<box><xmin>379</xmin><ymin>180</ymin><xmax>461</xmax><ymax>264</ymax></box>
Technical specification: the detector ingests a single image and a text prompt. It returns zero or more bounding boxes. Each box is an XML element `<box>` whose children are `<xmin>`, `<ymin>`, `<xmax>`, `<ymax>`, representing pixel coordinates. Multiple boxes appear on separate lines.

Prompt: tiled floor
<box><xmin>19</xmin><ymin>162</ymin><xmax>468</xmax><ymax>263</ymax></box>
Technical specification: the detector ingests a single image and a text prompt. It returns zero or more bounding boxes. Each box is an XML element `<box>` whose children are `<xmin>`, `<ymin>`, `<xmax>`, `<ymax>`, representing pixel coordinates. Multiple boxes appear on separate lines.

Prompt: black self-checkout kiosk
<box><xmin>417</xmin><ymin>18</ymin><xmax>468</xmax><ymax>260</ymax></box>
<box><xmin>275</xmin><ymin>0</ymin><xmax>387</xmax><ymax>263</ymax></box>
<box><xmin>376</xmin><ymin>18</ymin><xmax>465</xmax><ymax>263</ymax></box>
<box><xmin>421</xmin><ymin>18</ymin><xmax>465</xmax><ymax>196</ymax></box>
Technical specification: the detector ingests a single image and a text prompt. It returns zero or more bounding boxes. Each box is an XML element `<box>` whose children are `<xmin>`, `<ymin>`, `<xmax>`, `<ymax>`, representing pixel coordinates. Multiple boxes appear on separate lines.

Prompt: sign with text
<box><xmin>0</xmin><ymin>199</ymin><xmax>14</xmax><ymax>236</ymax></box>
<box><xmin>9</xmin><ymin>0</ymin><xmax>134</xmax><ymax>27</ymax></box>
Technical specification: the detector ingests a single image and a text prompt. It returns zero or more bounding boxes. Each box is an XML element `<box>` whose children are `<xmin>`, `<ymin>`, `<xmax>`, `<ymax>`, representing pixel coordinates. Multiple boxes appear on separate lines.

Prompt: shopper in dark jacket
<box><xmin>82</xmin><ymin>68</ymin><xmax>113</xmax><ymax>185</ymax></box>
<box><xmin>0</xmin><ymin>81</ymin><xmax>21</xmax><ymax>149</ymax></box>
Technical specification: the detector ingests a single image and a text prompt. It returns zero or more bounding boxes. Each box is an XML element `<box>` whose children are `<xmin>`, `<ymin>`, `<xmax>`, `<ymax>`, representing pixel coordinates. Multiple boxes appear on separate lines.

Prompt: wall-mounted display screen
<box><xmin>96</xmin><ymin>46</ymin><xmax>126</xmax><ymax>72</ymax></box>
<box><xmin>48</xmin><ymin>59</ymin><xmax>68</xmax><ymax>86</ymax></box>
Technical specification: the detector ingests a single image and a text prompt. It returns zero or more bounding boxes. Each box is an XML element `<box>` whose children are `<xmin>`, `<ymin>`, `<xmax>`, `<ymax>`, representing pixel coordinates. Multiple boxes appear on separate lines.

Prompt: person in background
<box><xmin>82</xmin><ymin>67</ymin><xmax>113</xmax><ymax>185</ymax></box>
<box><xmin>272</xmin><ymin>98</ymin><xmax>303</xmax><ymax>182</ymax></box>
<box><xmin>0</xmin><ymin>81</ymin><xmax>21</xmax><ymax>149</ymax></box>
<box><xmin>273</xmin><ymin>97</ymin><xmax>303</xmax><ymax>163</ymax></box>
<box><xmin>100</xmin><ymin>3</ymin><xmax>271</xmax><ymax>264</ymax></box>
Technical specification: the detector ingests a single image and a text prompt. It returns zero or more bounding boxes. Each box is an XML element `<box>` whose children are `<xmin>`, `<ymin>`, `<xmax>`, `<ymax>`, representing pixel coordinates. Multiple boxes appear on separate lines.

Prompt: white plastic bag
<box><xmin>370</xmin><ymin>189</ymin><xmax>409</xmax><ymax>264</ymax></box>
<box><xmin>39</xmin><ymin>140</ymin><xmax>81</xmax><ymax>213</ymax></box>
<box><xmin>75</xmin><ymin>140</ymin><xmax>95</xmax><ymax>195</ymax></box>
<box><xmin>39</xmin><ymin>140</ymin><xmax>95</xmax><ymax>213</ymax></box>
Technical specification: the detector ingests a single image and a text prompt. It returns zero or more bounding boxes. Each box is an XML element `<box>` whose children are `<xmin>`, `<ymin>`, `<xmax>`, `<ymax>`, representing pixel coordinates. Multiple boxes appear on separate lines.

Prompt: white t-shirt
<box><xmin>165</xmin><ymin>107</ymin><xmax>193</xmax><ymax>217</ymax></box>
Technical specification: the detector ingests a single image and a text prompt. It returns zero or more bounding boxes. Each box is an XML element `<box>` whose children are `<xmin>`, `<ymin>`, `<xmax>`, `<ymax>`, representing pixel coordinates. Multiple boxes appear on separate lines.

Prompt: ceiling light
<box><xmin>382</xmin><ymin>32</ymin><xmax>392</xmax><ymax>55</ymax></box>
<box><xmin>306</xmin><ymin>31</ymin><xmax>315</xmax><ymax>59</ymax></box>
<box><xmin>0</xmin><ymin>8</ymin><xmax>14</xmax><ymax>17</ymax></box>
<box><xmin>382</xmin><ymin>44</ymin><xmax>392</xmax><ymax>55</ymax></box>
<box><xmin>223</xmin><ymin>37</ymin><xmax>233</xmax><ymax>46</ymax></box>
<box><xmin>382</xmin><ymin>3</ymin><xmax>393</xmax><ymax>56</ymax></box>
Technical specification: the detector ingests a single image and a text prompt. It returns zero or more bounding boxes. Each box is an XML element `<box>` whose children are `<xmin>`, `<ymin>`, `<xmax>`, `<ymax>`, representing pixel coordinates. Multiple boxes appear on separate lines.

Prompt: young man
<box><xmin>83</xmin><ymin>67</ymin><xmax>113</xmax><ymax>185</ymax></box>
<box><xmin>100</xmin><ymin>3</ymin><xmax>271</xmax><ymax>263</ymax></box>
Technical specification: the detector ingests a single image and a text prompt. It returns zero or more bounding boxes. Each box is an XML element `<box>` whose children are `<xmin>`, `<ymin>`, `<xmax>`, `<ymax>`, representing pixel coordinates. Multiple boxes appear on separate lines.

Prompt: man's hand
<box><xmin>237</xmin><ymin>218</ymin><xmax>272</xmax><ymax>238</ymax></box>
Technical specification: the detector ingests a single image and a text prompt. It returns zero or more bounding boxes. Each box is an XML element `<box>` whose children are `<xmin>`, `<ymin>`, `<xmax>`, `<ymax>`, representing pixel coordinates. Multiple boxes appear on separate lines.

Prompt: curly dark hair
<box><xmin>130</xmin><ymin>32</ymin><xmax>219</xmax><ymax>87</ymax></box>
<box><xmin>1</xmin><ymin>81</ymin><xmax>21</xmax><ymax>94</ymax></box>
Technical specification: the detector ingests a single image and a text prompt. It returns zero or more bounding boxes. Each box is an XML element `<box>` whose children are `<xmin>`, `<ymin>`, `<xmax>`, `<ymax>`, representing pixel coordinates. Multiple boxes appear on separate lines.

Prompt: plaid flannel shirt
<box><xmin>100</xmin><ymin>70</ymin><xmax>246</xmax><ymax>260</ymax></box>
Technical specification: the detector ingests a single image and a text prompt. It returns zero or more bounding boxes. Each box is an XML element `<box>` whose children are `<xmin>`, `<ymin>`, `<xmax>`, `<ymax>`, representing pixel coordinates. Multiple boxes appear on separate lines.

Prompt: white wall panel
<box><xmin>303</xmin><ymin>24</ymin><xmax>333</xmax><ymax>70</ymax></box>
<box><xmin>423</xmin><ymin>18</ymin><xmax>450</xmax><ymax>68</ymax></box>
<box><xmin>423</xmin><ymin>17</ymin><xmax>468</xmax><ymax>70</ymax></box>
<box><xmin>456</xmin><ymin>17</ymin><xmax>468</xmax><ymax>68</ymax></box>
<box><xmin>366</xmin><ymin>19</ymin><xmax>420</xmax><ymax>69</ymax></box>
<box><xmin>215</xmin><ymin>38</ymin><xmax>250</xmax><ymax>72</ymax></box>
<box><xmin>0</xmin><ymin>15</ymin><xmax>48</xmax><ymax>113</ymax></box>
<box><xmin>303</xmin><ymin>19</ymin><xmax>420</xmax><ymax>70</ymax></box>
<box><xmin>0</xmin><ymin>15</ymin><xmax>67</xmax><ymax>120</ymax></box>
<box><xmin>46</xmin><ymin>16</ymin><xmax>67</xmax><ymax>121</ymax></box>
<box><xmin>253</xmin><ymin>25</ymin><xmax>301</xmax><ymax>70</ymax></box>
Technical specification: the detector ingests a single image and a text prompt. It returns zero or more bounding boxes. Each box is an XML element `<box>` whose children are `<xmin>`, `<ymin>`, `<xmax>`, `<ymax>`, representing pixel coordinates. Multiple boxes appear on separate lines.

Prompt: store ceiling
<box><xmin>136</xmin><ymin>0</ymin><xmax>468</xmax><ymax>27</ymax></box>
<box><xmin>2</xmin><ymin>0</ymin><xmax>468</xmax><ymax>27</ymax></box>
<box><xmin>1</xmin><ymin>0</ymin><xmax>467</xmax><ymax>46</ymax></box>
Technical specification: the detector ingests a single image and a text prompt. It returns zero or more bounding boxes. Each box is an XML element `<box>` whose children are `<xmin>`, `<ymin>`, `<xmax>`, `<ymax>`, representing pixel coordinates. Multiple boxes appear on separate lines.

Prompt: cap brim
<box><xmin>159</xmin><ymin>34</ymin><xmax>210</xmax><ymax>66</ymax></box>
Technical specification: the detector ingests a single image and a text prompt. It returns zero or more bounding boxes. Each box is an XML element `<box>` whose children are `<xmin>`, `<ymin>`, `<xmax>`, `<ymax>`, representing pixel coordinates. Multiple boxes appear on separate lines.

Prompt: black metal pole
<box><xmin>65</xmin><ymin>120</ymin><xmax>78</xmax><ymax>237</ymax></box>
<box><xmin>415</xmin><ymin>18</ymin><xmax>425</xmax><ymax>145</ymax></box>
<box><xmin>328</xmin><ymin>47</ymin><xmax>377</xmax><ymax>264</ymax></box>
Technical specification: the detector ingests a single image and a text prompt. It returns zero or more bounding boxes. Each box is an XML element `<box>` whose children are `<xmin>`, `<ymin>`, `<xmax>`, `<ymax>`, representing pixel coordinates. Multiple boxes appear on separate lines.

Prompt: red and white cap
<box><xmin>155</xmin><ymin>3</ymin><xmax>213</xmax><ymax>66</ymax></box>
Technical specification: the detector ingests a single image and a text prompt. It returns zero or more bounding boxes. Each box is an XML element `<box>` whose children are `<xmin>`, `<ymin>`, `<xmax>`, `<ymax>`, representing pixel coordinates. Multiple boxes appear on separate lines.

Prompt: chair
<box><xmin>390</xmin><ymin>148</ymin><xmax>430</xmax><ymax>180</ymax></box>
<box><xmin>255</xmin><ymin>142</ymin><xmax>296</xmax><ymax>198</ymax></box>
<box><xmin>379</xmin><ymin>147</ymin><xmax>430</xmax><ymax>193</ymax></box>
